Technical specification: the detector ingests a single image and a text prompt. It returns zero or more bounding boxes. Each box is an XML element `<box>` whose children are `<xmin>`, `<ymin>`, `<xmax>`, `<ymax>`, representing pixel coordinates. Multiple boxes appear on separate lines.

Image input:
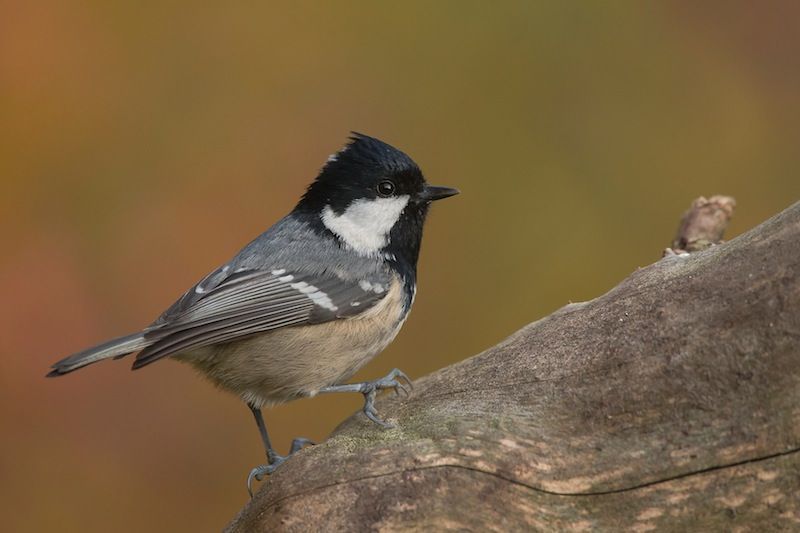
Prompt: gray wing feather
<box><xmin>156</xmin><ymin>274</ymin><xmax>302</xmax><ymax>326</ymax></box>
<box><xmin>133</xmin><ymin>268</ymin><xmax>389</xmax><ymax>368</ymax></box>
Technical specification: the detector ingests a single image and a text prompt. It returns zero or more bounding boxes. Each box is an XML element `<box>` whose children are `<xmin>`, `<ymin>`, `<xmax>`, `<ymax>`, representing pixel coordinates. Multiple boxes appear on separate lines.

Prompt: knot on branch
<box><xmin>666</xmin><ymin>195</ymin><xmax>737</xmax><ymax>255</ymax></box>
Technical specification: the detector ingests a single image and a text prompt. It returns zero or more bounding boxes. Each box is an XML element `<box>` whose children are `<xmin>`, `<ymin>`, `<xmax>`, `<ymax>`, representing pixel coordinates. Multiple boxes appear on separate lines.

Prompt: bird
<box><xmin>48</xmin><ymin>132</ymin><xmax>459</xmax><ymax>494</ymax></box>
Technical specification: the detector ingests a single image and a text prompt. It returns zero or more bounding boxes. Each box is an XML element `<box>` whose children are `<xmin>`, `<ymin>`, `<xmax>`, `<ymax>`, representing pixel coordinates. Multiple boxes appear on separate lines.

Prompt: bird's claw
<box><xmin>360</xmin><ymin>368</ymin><xmax>413</xmax><ymax>397</ymax></box>
<box><xmin>288</xmin><ymin>437</ymin><xmax>315</xmax><ymax>454</ymax></box>
<box><xmin>247</xmin><ymin>463</ymin><xmax>277</xmax><ymax>497</ymax></box>
<box><xmin>359</xmin><ymin>368</ymin><xmax>413</xmax><ymax>427</ymax></box>
<box><xmin>246</xmin><ymin>437</ymin><xmax>315</xmax><ymax>497</ymax></box>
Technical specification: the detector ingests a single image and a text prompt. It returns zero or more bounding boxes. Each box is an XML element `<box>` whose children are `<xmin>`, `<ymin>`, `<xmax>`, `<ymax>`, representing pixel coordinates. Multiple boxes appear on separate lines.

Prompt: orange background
<box><xmin>2</xmin><ymin>2</ymin><xmax>799</xmax><ymax>531</ymax></box>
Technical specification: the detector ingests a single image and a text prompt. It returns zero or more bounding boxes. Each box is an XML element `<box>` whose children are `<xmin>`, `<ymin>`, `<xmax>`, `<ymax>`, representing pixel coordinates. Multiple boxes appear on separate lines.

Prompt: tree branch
<box><xmin>226</xmin><ymin>200</ymin><xmax>800</xmax><ymax>532</ymax></box>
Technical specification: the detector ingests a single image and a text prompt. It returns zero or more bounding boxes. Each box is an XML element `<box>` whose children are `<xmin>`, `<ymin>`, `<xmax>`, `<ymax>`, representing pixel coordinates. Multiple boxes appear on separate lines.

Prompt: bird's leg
<box><xmin>319</xmin><ymin>368</ymin><xmax>413</xmax><ymax>428</ymax></box>
<box><xmin>250</xmin><ymin>403</ymin><xmax>278</xmax><ymax>463</ymax></box>
<box><xmin>246</xmin><ymin>403</ymin><xmax>314</xmax><ymax>497</ymax></box>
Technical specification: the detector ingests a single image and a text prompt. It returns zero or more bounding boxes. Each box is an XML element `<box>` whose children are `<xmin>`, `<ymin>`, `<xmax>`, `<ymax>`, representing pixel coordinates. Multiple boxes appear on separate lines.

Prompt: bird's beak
<box><xmin>421</xmin><ymin>185</ymin><xmax>460</xmax><ymax>202</ymax></box>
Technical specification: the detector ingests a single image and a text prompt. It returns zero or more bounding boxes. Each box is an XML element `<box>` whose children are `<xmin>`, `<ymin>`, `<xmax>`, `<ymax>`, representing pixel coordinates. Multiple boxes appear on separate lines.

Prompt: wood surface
<box><xmin>226</xmin><ymin>200</ymin><xmax>800</xmax><ymax>532</ymax></box>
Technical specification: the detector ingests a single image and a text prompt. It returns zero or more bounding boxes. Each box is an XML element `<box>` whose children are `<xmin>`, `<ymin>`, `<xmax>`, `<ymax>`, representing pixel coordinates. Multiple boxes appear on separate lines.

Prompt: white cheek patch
<box><xmin>321</xmin><ymin>196</ymin><xmax>410</xmax><ymax>255</ymax></box>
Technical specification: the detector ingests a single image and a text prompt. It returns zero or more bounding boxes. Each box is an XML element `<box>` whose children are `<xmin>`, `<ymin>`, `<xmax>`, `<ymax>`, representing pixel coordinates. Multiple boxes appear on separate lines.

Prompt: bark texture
<box><xmin>226</xmin><ymin>201</ymin><xmax>800</xmax><ymax>532</ymax></box>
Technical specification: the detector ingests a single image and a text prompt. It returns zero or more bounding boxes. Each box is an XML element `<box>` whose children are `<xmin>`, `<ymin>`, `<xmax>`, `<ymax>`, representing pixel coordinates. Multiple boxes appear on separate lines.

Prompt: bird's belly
<box><xmin>177</xmin><ymin>279</ymin><xmax>408</xmax><ymax>407</ymax></box>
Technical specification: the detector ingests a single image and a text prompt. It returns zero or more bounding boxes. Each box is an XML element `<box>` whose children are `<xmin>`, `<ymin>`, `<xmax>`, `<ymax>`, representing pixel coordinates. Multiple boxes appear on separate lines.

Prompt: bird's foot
<box><xmin>318</xmin><ymin>368</ymin><xmax>413</xmax><ymax>428</ymax></box>
<box><xmin>358</xmin><ymin>368</ymin><xmax>413</xmax><ymax>428</ymax></box>
<box><xmin>247</xmin><ymin>437</ymin><xmax>314</xmax><ymax>497</ymax></box>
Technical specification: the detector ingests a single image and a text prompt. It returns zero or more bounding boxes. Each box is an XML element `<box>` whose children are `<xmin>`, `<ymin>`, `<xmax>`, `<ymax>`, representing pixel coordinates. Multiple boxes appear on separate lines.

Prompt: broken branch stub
<box><xmin>669</xmin><ymin>195</ymin><xmax>736</xmax><ymax>254</ymax></box>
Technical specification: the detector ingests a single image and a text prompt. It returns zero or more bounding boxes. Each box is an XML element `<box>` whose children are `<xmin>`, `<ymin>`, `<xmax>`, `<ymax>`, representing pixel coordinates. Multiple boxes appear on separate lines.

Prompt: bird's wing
<box><xmin>134</xmin><ymin>268</ymin><xmax>391</xmax><ymax>368</ymax></box>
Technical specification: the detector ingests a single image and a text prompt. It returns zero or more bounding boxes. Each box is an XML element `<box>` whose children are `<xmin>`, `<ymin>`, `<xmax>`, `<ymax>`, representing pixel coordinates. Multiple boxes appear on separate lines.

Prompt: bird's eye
<box><xmin>376</xmin><ymin>180</ymin><xmax>396</xmax><ymax>197</ymax></box>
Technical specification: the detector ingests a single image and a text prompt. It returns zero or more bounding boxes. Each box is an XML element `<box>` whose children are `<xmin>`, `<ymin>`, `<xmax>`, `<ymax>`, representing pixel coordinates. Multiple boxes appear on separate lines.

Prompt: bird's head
<box><xmin>297</xmin><ymin>133</ymin><xmax>458</xmax><ymax>266</ymax></box>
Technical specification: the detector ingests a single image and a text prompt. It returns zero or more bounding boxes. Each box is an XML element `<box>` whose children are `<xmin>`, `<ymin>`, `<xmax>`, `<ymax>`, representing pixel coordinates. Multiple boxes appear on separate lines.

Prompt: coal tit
<box><xmin>48</xmin><ymin>133</ymin><xmax>459</xmax><ymax>493</ymax></box>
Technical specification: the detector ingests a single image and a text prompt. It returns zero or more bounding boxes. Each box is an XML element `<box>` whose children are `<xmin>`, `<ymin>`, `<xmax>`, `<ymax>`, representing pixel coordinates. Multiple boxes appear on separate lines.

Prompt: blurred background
<box><xmin>2</xmin><ymin>1</ymin><xmax>800</xmax><ymax>531</ymax></box>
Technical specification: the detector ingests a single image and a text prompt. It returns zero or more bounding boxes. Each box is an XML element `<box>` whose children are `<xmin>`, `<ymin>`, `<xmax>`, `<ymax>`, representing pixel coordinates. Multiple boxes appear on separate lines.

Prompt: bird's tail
<box><xmin>47</xmin><ymin>332</ymin><xmax>151</xmax><ymax>377</ymax></box>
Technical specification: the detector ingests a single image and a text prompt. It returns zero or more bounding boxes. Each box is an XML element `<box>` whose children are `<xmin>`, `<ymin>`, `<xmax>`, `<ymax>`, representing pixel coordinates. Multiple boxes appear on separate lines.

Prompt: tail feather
<box><xmin>47</xmin><ymin>332</ymin><xmax>150</xmax><ymax>377</ymax></box>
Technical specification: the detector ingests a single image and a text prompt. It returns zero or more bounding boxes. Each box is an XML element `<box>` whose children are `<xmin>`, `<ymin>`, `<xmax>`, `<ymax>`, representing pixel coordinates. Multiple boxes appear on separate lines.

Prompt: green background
<box><xmin>2</xmin><ymin>2</ymin><xmax>799</xmax><ymax>531</ymax></box>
